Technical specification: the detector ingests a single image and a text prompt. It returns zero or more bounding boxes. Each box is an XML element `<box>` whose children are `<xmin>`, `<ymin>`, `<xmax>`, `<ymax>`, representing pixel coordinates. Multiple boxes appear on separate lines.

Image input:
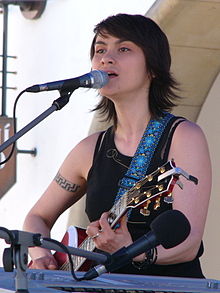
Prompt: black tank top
<box><xmin>86</xmin><ymin>115</ymin><xmax>204</xmax><ymax>278</ymax></box>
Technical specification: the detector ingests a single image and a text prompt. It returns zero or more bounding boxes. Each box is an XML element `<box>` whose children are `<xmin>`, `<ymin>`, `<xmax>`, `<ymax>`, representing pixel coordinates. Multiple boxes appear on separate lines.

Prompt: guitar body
<box><xmin>54</xmin><ymin>226</ymin><xmax>92</xmax><ymax>271</ymax></box>
<box><xmin>28</xmin><ymin>226</ymin><xmax>92</xmax><ymax>271</ymax></box>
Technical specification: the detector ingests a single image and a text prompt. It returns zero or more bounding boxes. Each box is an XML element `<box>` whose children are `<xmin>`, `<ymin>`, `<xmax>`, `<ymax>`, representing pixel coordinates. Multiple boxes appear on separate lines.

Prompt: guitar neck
<box><xmin>108</xmin><ymin>195</ymin><xmax>129</xmax><ymax>228</ymax></box>
<box><xmin>71</xmin><ymin>197</ymin><xmax>129</xmax><ymax>271</ymax></box>
<box><xmin>72</xmin><ymin>233</ymin><xmax>96</xmax><ymax>271</ymax></box>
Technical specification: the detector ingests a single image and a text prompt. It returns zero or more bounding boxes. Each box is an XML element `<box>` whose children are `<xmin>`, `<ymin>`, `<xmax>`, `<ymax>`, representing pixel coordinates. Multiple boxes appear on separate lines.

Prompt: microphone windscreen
<box><xmin>150</xmin><ymin>209</ymin><xmax>191</xmax><ymax>249</ymax></box>
<box><xmin>90</xmin><ymin>70</ymin><xmax>109</xmax><ymax>88</ymax></box>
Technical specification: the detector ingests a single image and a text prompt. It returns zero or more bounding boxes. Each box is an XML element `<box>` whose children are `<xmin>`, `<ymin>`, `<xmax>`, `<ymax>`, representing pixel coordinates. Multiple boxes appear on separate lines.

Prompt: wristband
<box><xmin>132</xmin><ymin>247</ymin><xmax>158</xmax><ymax>270</ymax></box>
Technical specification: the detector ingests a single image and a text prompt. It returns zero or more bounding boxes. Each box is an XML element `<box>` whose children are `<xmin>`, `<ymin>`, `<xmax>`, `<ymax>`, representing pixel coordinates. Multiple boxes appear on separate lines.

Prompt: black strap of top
<box><xmin>161</xmin><ymin>117</ymin><xmax>186</xmax><ymax>162</ymax></box>
<box><xmin>92</xmin><ymin>129</ymin><xmax>109</xmax><ymax>164</ymax></box>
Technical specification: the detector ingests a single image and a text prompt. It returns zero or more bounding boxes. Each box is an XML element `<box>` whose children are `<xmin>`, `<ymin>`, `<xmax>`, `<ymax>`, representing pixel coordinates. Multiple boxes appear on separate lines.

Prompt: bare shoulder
<box><xmin>169</xmin><ymin>119</ymin><xmax>211</xmax><ymax>167</ymax></box>
<box><xmin>60</xmin><ymin>131</ymin><xmax>104</xmax><ymax>179</ymax></box>
<box><xmin>172</xmin><ymin>120</ymin><xmax>208</xmax><ymax>148</ymax></box>
<box><xmin>174</xmin><ymin>119</ymin><xmax>206</xmax><ymax>138</ymax></box>
<box><xmin>75</xmin><ymin>131</ymin><xmax>104</xmax><ymax>154</ymax></box>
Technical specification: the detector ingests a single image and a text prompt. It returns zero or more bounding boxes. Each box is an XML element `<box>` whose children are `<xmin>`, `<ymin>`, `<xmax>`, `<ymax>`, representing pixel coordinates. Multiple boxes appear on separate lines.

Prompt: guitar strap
<box><xmin>115</xmin><ymin>112</ymin><xmax>174</xmax><ymax>204</ymax></box>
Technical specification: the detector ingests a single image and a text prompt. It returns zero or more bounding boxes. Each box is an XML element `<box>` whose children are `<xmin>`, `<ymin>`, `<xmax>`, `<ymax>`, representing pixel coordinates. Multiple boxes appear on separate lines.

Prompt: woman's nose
<box><xmin>101</xmin><ymin>52</ymin><xmax>115</xmax><ymax>65</ymax></box>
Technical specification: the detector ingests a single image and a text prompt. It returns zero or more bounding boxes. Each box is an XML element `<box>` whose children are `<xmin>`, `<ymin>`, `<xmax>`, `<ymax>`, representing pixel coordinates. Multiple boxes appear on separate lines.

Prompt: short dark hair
<box><xmin>90</xmin><ymin>13</ymin><xmax>181</xmax><ymax>124</ymax></box>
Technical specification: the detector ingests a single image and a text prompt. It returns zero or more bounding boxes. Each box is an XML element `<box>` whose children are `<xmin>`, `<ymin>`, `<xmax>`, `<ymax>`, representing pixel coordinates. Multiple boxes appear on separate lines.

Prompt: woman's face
<box><xmin>91</xmin><ymin>33</ymin><xmax>151</xmax><ymax>100</ymax></box>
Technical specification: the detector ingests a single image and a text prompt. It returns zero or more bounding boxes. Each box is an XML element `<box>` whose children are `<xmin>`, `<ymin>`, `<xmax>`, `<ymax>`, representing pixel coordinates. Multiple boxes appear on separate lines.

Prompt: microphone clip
<box><xmin>53</xmin><ymin>90</ymin><xmax>72</xmax><ymax>111</ymax></box>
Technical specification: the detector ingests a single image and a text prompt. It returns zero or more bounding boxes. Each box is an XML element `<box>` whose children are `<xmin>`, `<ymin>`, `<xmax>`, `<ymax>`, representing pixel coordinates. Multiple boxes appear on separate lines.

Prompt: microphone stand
<box><xmin>0</xmin><ymin>90</ymin><xmax>71</xmax><ymax>154</ymax></box>
<box><xmin>0</xmin><ymin>228</ymin><xmax>108</xmax><ymax>292</ymax></box>
<box><xmin>0</xmin><ymin>91</ymin><xmax>72</xmax><ymax>292</ymax></box>
<box><xmin>0</xmin><ymin>90</ymin><xmax>108</xmax><ymax>291</ymax></box>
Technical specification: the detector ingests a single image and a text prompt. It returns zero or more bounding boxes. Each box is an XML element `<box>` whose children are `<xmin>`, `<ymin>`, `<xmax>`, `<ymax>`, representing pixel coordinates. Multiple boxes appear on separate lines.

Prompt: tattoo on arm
<box><xmin>54</xmin><ymin>172</ymin><xmax>80</xmax><ymax>193</ymax></box>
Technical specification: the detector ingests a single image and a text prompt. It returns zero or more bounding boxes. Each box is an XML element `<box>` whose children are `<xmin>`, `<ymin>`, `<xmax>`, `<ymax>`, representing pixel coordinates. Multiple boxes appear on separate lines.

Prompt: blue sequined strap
<box><xmin>115</xmin><ymin>113</ymin><xmax>174</xmax><ymax>201</ymax></box>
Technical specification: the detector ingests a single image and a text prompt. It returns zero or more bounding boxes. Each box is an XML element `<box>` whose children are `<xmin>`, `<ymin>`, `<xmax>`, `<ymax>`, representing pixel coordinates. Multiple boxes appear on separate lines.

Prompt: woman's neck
<box><xmin>116</xmin><ymin>113</ymin><xmax>150</xmax><ymax>137</ymax></box>
<box><xmin>113</xmin><ymin>104</ymin><xmax>151</xmax><ymax>156</ymax></box>
<box><xmin>114</xmin><ymin>96</ymin><xmax>151</xmax><ymax>136</ymax></box>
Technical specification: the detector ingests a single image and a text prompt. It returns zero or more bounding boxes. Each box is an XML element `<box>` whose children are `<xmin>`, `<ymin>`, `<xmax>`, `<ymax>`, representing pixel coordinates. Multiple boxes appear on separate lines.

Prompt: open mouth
<box><xmin>108</xmin><ymin>72</ymin><xmax>118</xmax><ymax>78</ymax></box>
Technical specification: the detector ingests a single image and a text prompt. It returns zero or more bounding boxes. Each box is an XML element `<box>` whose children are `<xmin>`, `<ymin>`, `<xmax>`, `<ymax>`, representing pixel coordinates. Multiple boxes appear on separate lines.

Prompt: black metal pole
<box><xmin>0</xmin><ymin>93</ymin><xmax>71</xmax><ymax>154</ymax></box>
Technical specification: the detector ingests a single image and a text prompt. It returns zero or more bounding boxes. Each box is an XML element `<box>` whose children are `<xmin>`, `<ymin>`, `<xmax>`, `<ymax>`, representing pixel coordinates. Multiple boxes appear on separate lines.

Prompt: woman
<box><xmin>23</xmin><ymin>14</ymin><xmax>211</xmax><ymax>278</ymax></box>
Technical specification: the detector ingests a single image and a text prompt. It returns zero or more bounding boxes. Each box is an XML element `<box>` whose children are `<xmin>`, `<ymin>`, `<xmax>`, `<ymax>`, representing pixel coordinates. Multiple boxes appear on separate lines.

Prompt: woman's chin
<box><xmin>98</xmin><ymin>88</ymin><xmax>117</xmax><ymax>98</ymax></box>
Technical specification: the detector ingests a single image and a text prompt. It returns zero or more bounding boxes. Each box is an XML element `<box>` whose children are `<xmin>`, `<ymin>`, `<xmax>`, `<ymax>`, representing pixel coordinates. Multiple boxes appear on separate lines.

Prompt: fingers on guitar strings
<box><xmin>91</xmin><ymin>228</ymin><xmax>104</xmax><ymax>239</ymax></box>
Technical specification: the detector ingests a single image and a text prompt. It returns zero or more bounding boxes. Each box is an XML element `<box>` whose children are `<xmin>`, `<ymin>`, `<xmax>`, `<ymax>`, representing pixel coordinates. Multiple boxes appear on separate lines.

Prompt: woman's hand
<box><xmin>86</xmin><ymin>212</ymin><xmax>133</xmax><ymax>254</ymax></box>
<box><xmin>29</xmin><ymin>254</ymin><xmax>58</xmax><ymax>270</ymax></box>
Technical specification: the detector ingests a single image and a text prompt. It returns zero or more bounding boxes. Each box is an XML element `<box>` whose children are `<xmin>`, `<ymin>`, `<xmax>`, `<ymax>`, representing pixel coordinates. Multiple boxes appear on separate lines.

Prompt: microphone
<box><xmin>25</xmin><ymin>70</ymin><xmax>109</xmax><ymax>93</ymax></box>
<box><xmin>83</xmin><ymin>209</ymin><xmax>191</xmax><ymax>280</ymax></box>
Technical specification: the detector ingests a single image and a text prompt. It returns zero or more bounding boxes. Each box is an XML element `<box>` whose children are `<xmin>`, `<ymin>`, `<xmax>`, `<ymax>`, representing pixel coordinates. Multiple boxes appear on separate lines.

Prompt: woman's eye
<box><xmin>95</xmin><ymin>48</ymin><xmax>105</xmax><ymax>54</ymax></box>
<box><xmin>119</xmin><ymin>47</ymin><xmax>130</xmax><ymax>52</ymax></box>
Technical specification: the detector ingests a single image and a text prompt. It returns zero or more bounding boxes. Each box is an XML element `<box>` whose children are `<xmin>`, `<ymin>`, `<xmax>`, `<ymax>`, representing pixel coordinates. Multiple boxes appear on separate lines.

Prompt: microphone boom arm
<box><xmin>0</xmin><ymin>91</ymin><xmax>71</xmax><ymax>154</ymax></box>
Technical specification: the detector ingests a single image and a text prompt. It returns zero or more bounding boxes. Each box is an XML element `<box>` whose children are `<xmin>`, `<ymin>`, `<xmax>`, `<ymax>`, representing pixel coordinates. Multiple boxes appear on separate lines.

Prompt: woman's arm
<box><xmin>23</xmin><ymin>132</ymin><xmax>101</xmax><ymax>269</ymax></box>
<box><xmin>155</xmin><ymin>120</ymin><xmax>212</xmax><ymax>264</ymax></box>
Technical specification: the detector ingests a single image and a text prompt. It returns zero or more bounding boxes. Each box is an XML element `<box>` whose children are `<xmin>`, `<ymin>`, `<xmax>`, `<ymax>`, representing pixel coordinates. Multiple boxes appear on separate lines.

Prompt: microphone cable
<box><xmin>42</xmin><ymin>237</ymin><xmax>83</xmax><ymax>281</ymax></box>
<box><xmin>0</xmin><ymin>87</ymin><xmax>73</xmax><ymax>166</ymax></box>
<box><xmin>0</xmin><ymin>89</ymin><xmax>26</xmax><ymax>166</ymax></box>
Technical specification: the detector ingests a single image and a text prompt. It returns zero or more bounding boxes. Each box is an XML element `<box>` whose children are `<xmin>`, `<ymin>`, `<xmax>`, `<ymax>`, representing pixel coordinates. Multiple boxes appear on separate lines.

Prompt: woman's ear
<box><xmin>148</xmin><ymin>71</ymin><xmax>156</xmax><ymax>81</ymax></box>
